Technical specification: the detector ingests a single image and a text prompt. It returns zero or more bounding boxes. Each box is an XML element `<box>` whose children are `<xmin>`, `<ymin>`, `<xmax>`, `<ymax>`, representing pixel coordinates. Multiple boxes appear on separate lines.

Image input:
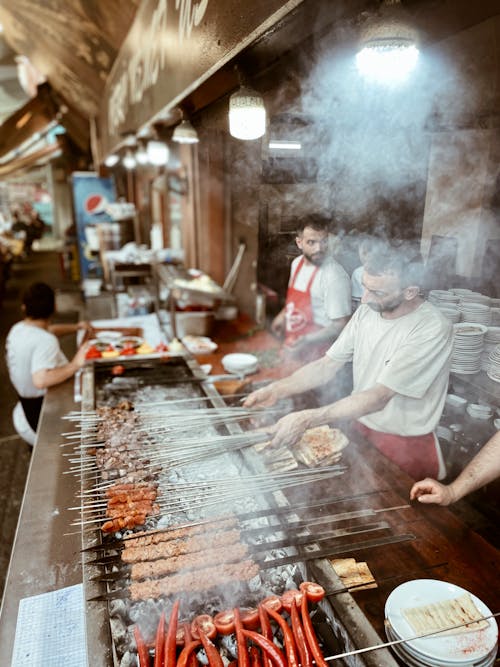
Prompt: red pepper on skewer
<box><xmin>249</xmin><ymin>646</ymin><xmax>261</xmax><ymax>667</ymax></box>
<box><xmin>134</xmin><ymin>625</ymin><xmax>150</xmax><ymax>667</ymax></box>
<box><xmin>290</xmin><ymin>599</ymin><xmax>312</xmax><ymax>667</ymax></box>
<box><xmin>155</xmin><ymin>612</ymin><xmax>166</xmax><ymax>667</ymax></box>
<box><xmin>183</xmin><ymin>622</ymin><xmax>198</xmax><ymax>667</ymax></box>
<box><xmin>177</xmin><ymin>640</ymin><xmax>201</xmax><ymax>667</ymax></box>
<box><xmin>300</xmin><ymin>592</ymin><xmax>328</xmax><ymax>667</ymax></box>
<box><xmin>198</xmin><ymin>628</ymin><xmax>224</xmax><ymax>667</ymax></box>
<box><xmin>241</xmin><ymin>630</ymin><xmax>286</xmax><ymax>667</ymax></box>
<box><xmin>165</xmin><ymin>599</ymin><xmax>180</xmax><ymax>667</ymax></box>
<box><xmin>257</xmin><ymin>604</ymin><xmax>274</xmax><ymax>667</ymax></box>
<box><xmin>265</xmin><ymin>604</ymin><xmax>299</xmax><ymax>667</ymax></box>
<box><xmin>234</xmin><ymin>608</ymin><xmax>250</xmax><ymax>667</ymax></box>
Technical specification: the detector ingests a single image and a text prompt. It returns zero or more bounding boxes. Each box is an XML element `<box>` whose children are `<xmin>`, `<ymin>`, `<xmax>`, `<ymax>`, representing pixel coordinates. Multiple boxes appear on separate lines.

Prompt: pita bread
<box><xmin>295</xmin><ymin>426</ymin><xmax>349</xmax><ymax>467</ymax></box>
<box><xmin>330</xmin><ymin>558</ymin><xmax>377</xmax><ymax>590</ymax></box>
<box><xmin>402</xmin><ymin>592</ymin><xmax>489</xmax><ymax>635</ymax></box>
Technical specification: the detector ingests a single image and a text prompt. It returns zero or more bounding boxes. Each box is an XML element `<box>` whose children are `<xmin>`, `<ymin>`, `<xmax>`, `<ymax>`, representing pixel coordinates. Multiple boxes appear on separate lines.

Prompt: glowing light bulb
<box><xmin>229</xmin><ymin>86</ymin><xmax>266</xmax><ymax>140</ymax></box>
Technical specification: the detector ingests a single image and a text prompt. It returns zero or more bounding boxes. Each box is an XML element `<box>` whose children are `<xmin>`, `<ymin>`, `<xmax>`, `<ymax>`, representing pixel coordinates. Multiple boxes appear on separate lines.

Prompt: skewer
<box><xmin>323</xmin><ymin>612</ymin><xmax>500</xmax><ymax>663</ymax></box>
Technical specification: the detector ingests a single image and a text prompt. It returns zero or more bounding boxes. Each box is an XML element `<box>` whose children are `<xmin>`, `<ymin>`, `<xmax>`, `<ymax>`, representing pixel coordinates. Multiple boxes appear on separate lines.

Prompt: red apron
<box><xmin>355</xmin><ymin>422</ymin><xmax>440</xmax><ymax>480</ymax></box>
<box><xmin>283</xmin><ymin>257</ymin><xmax>330</xmax><ymax>363</ymax></box>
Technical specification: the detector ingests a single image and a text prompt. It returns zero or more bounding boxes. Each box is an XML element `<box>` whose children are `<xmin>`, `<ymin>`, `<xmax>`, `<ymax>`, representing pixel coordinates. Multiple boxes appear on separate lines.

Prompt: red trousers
<box><xmin>356</xmin><ymin>422</ymin><xmax>439</xmax><ymax>480</ymax></box>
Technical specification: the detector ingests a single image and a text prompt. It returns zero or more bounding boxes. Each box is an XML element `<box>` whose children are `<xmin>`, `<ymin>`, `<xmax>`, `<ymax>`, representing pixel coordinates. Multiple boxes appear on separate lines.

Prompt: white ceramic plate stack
<box><xmin>451</xmin><ymin>323</ymin><xmax>487</xmax><ymax>374</ymax></box>
<box><xmin>466</xmin><ymin>403</ymin><xmax>493</xmax><ymax>420</ymax></box>
<box><xmin>481</xmin><ymin>327</ymin><xmax>500</xmax><ymax>371</ymax></box>
<box><xmin>459</xmin><ymin>292</ymin><xmax>490</xmax><ymax>305</ymax></box>
<box><xmin>385</xmin><ymin>580</ymin><xmax>498</xmax><ymax>667</ymax></box>
<box><xmin>490</xmin><ymin>307</ymin><xmax>500</xmax><ymax>326</ymax></box>
<box><xmin>428</xmin><ymin>290</ymin><xmax>460</xmax><ymax>306</ymax></box>
<box><xmin>487</xmin><ymin>343</ymin><xmax>500</xmax><ymax>383</ymax></box>
<box><xmin>449</xmin><ymin>288</ymin><xmax>473</xmax><ymax>297</ymax></box>
<box><xmin>458</xmin><ymin>301</ymin><xmax>491</xmax><ymax>325</ymax></box>
<box><xmin>438</xmin><ymin>306</ymin><xmax>461</xmax><ymax>323</ymax></box>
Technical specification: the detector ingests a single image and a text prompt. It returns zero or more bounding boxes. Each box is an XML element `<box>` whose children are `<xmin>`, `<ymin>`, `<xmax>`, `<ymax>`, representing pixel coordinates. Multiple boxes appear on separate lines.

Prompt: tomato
<box><xmin>176</xmin><ymin>625</ymin><xmax>187</xmax><ymax>646</ymax></box>
<box><xmin>240</xmin><ymin>607</ymin><xmax>259</xmax><ymax>630</ymax></box>
<box><xmin>121</xmin><ymin>345</ymin><xmax>136</xmax><ymax>356</ymax></box>
<box><xmin>213</xmin><ymin>610</ymin><xmax>235</xmax><ymax>635</ymax></box>
<box><xmin>111</xmin><ymin>364</ymin><xmax>126</xmax><ymax>376</ymax></box>
<box><xmin>155</xmin><ymin>342</ymin><xmax>169</xmax><ymax>352</ymax></box>
<box><xmin>299</xmin><ymin>582</ymin><xmax>325</xmax><ymax>603</ymax></box>
<box><xmin>261</xmin><ymin>596</ymin><xmax>282</xmax><ymax>613</ymax></box>
<box><xmin>280</xmin><ymin>589</ymin><xmax>304</xmax><ymax>612</ymax></box>
<box><xmin>191</xmin><ymin>614</ymin><xmax>217</xmax><ymax>640</ymax></box>
<box><xmin>85</xmin><ymin>345</ymin><xmax>101</xmax><ymax>360</ymax></box>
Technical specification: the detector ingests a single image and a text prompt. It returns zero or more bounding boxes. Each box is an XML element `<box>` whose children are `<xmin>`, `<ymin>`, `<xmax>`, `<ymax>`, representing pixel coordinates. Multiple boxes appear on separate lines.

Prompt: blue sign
<box><xmin>71</xmin><ymin>172</ymin><xmax>116</xmax><ymax>280</ymax></box>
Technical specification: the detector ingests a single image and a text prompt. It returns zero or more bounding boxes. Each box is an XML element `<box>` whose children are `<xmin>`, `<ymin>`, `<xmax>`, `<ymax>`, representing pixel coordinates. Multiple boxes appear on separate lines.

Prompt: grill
<box><xmin>70</xmin><ymin>355</ymin><xmax>400</xmax><ymax>667</ymax></box>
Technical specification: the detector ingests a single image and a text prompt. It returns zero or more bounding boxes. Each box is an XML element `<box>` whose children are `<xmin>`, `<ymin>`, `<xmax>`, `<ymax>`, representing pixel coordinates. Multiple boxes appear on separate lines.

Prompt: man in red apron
<box><xmin>246</xmin><ymin>243</ymin><xmax>453</xmax><ymax>481</ymax></box>
<box><xmin>271</xmin><ymin>217</ymin><xmax>351</xmax><ymax>363</ymax></box>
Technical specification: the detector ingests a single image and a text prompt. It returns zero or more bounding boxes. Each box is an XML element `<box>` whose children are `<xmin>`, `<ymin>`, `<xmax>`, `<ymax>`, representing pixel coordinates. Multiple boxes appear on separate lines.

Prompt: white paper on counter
<box><xmin>12</xmin><ymin>583</ymin><xmax>87</xmax><ymax>667</ymax></box>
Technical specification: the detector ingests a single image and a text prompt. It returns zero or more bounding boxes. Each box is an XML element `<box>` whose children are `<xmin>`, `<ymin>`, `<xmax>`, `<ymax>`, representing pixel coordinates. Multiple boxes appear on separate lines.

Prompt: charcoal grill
<box><xmin>77</xmin><ymin>355</ymin><xmax>399</xmax><ymax>667</ymax></box>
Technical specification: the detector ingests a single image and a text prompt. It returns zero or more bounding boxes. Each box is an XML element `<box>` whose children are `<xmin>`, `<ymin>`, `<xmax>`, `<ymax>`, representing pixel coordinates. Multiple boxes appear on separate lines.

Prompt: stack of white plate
<box><xmin>458</xmin><ymin>302</ymin><xmax>491</xmax><ymax>325</ymax></box>
<box><xmin>487</xmin><ymin>344</ymin><xmax>500</xmax><ymax>383</ymax></box>
<box><xmin>449</xmin><ymin>288</ymin><xmax>473</xmax><ymax>296</ymax></box>
<box><xmin>428</xmin><ymin>290</ymin><xmax>460</xmax><ymax>306</ymax></box>
<box><xmin>490</xmin><ymin>307</ymin><xmax>500</xmax><ymax>326</ymax></box>
<box><xmin>460</xmin><ymin>292</ymin><xmax>491</xmax><ymax>305</ymax></box>
<box><xmin>385</xmin><ymin>580</ymin><xmax>498</xmax><ymax>667</ymax></box>
<box><xmin>480</xmin><ymin>327</ymin><xmax>500</xmax><ymax>371</ymax></box>
<box><xmin>451</xmin><ymin>323</ymin><xmax>487</xmax><ymax>374</ymax></box>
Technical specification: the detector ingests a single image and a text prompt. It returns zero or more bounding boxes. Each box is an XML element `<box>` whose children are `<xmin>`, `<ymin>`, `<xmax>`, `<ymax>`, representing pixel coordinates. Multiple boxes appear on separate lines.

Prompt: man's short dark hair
<box><xmin>22</xmin><ymin>282</ymin><xmax>55</xmax><ymax>319</ymax></box>
<box><xmin>364</xmin><ymin>242</ymin><xmax>424</xmax><ymax>288</ymax></box>
<box><xmin>296</xmin><ymin>214</ymin><xmax>330</xmax><ymax>236</ymax></box>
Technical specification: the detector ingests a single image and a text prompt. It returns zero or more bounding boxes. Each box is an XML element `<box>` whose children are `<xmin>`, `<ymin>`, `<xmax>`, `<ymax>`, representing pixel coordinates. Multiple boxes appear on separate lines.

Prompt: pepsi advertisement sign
<box><xmin>71</xmin><ymin>172</ymin><xmax>116</xmax><ymax>280</ymax></box>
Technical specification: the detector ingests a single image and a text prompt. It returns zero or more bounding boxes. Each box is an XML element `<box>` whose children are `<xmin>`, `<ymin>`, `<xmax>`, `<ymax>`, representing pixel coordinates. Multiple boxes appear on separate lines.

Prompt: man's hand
<box><xmin>73</xmin><ymin>342</ymin><xmax>90</xmax><ymax>369</ymax></box>
<box><xmin>265</xmin><ymin>410</ymin><xmax>314</xmax><ymax>449</ymax></box>
<box><xmin>77</xmin><ymin>320</ymin><xmax>93</xmax><ymax>334</ymax></box>
<box><xmin>410</xmin><ymin>478</ymin><xmax>454</xmax><ymax>506</ymax></box>
<box><xmin>243</xmin><ymin>383</ymin><xmax>281</xmax><ymax>408</ymax></box>
<box><xmin>270</xmin><ymin>311</ymin><xmax>286</xmax><ymax>339</ymax></box>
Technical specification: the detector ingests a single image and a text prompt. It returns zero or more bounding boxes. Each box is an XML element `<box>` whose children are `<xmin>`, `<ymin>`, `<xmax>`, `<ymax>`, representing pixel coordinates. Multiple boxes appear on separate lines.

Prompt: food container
<box><xmin>175</xmin><ymin>311</ymin><xmax>214</xmax><ymax>337</ymax></box>
<box><xmin>222</xmin><ymin>353</ymin><xmax>259</xmax><ymax>375</ymax></box>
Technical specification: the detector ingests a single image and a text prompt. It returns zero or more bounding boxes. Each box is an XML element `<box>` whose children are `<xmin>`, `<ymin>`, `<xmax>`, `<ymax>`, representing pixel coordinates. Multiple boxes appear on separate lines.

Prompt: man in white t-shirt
<box><xmin>271</xmin><ymin>217</ymin><xmax>351</xmax><ymax>362</ymax></box>
<box><xmin>6</xmin><ymin>282</ymin><xmax>89</xmax><ymax>439</ymax></box>
<box><xmin>245</xmin><ymin>243</ymin><xmax>453</xmax><ymax>480</ymax></box>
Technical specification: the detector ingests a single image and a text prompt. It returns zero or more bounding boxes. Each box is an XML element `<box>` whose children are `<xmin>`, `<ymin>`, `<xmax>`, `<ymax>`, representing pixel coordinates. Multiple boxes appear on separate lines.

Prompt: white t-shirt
<box><xmin>6</xmin><ymin>321</ymin><xmax>68</xmax><ymax>398</ymax></box>
<box><xmin>326</xmin><ymin>301</ymin><xmax>453</xmax><ymax>435</ymax></box>
<box><xmin>289</xmin><ymin>256</ymin><xmax>351</xmax><ymax>326</ymax></box>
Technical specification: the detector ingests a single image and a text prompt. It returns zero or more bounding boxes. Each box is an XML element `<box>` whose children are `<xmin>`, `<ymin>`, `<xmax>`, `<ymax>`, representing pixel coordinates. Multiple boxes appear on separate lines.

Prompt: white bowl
<box><xmin>222</xmin><ymin>353</ymin><xmax>259</xmax><ymax>375</ymax></box>
<box><xmin>445</xmin><ymin>393</ymin><xmax>467</xmax><ymax>408</ymax></box>
<box><xmin>493</xmin><ymin>418</ymin><xmax>500</xmax><ymax>430</ymax></box>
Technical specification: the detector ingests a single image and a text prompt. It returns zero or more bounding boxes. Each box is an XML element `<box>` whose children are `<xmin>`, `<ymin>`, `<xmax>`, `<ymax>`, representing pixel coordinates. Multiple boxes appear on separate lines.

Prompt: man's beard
<box><xmin>305</xmin><ymin>252</ymin><xmax>325</xmax><ymax>266</ymax></box>
<box><xmin>366</xmin><ymin>293</ymin><xmax>405</xmax><ymax>314</ymax></box>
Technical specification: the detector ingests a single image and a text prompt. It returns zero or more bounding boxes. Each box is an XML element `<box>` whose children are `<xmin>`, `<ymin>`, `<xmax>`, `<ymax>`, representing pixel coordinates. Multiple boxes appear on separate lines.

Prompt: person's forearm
<box><xmin>446</xmin><ymin>432</ymin><xmax>500</xmax><ymax>502</ymax></box>
<box><xmin>273</xmin><ymin>355</ymin><xmax>343</xmax><ymax>398</ymax></box>
<box><xmin>306</xmin><ymin>384</ymin><xmax>395</xmax><ymax>427</ymax></box>
<box><xmin>33</xmin><ymin>361</ymin><xmax>79</xmax><ymax>389</ymax></box>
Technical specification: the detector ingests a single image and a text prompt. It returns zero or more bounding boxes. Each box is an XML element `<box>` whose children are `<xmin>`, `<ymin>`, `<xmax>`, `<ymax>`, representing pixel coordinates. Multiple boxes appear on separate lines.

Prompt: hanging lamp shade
<box><xmin>147</xmin><ymin>140</ymin><xmax>169</xmax><ymax>166</ymax></box>
<box><xmin>172</xmin><ymin>119</ymin><xmax>199</xmax><ymax>144</ymax></box>
<box><xmin>229</xmin><ymin>86</ymin><xmax>266</xmax><ymax>140</ymax></box>
<box><xmin>104</xmin><ymin>153</ymin><xmax>119</xmax><ymax>167</ymax></box>
<box><xmin>356</xmin><ymin>0</ymin><xmax>419</xmax><ymax>84</ymax></box>
<box><xmin>122</xmin><ymin>149</ymin><xmax>136</xmax><ymax>170</ymax></box>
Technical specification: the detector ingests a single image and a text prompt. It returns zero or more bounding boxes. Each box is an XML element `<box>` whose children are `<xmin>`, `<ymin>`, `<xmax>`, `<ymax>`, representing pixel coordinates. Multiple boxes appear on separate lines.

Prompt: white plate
<box><xmin>221</xmin><ymin>353</ymin><xmax>259</xmax><ymax>374</ymax></box>
<box><xmin>385</xmin><ymin>580</ymin><xmax>497</xmax><ymax>664</ymax></box>
<box><xmin>95</xmin><ymin>330</ymin><xmax>123</xmax><ymax>343</ymax></box>
<box><xmin>181</xmin><ymin>336</ymin><xmax>218</xmax><ymax>354</ymax></box>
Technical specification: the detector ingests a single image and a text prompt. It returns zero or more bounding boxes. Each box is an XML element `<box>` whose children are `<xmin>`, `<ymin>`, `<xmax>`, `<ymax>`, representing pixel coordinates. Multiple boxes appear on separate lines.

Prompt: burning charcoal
<box><xmin>248</xmin><ymin>573</ymin><xmax>262</xmax><ymax>592</ymax></box>
<box><xmin>110</xmin><ymin>616</ymin><xmax>128</xmax><ymax>652</ymax></box>
<box><xmin>119</xmin><ymin>651</ymin><xmax>136</xmax><ymax>667</ymax></box>
<box><xmin>196</xmin><ymin>648</ymin><xmax>209</xmax><ymax>665</ymax></box>
<box><xmin>221</xmin><ymin>634</ymin><xmax>238</xmax><ymax>659</ymax></box>
<box><xmin>109</xmin><ymin>599</ymin><xmax>128</xmax><ymax>618</ymax></box>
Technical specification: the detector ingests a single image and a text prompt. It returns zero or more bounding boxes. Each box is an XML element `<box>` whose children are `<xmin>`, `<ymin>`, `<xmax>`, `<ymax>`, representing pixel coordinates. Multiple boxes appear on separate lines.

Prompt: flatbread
<box><xmin>331</xmin><ymin>558</ymin><xmax>377</xmax><ymax>590</ymax></box>
<box><xmin>295</xmin><ymin>426</ymin><xmax>349</xmax><ymax>467</ymax></box>
<box><xmin>402</xmin><ymin>592</ymin><xmax>489</xmax><ymax>635</ymax></box>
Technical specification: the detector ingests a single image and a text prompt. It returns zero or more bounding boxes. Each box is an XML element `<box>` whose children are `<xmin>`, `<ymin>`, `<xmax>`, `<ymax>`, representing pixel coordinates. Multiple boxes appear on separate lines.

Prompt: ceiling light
<box><xmin>123</xmin><ymin>133</ymin><xmax>137</xmax><ymax>147</ymax></box>
<box><xmin>229</xmin><ymin>86</ymin><xmax>266</xmax><ymax>140</ymax></box>
<box><xmin>104</xmin><ymin>154</ymin><xmax>120</xmax><ymax>167</ymax></box>
<box><xmin>122</xmin><ymin>150</ymin><xmax>136</xmax><ymax>170</ymax></box>
<box><xmin>268</xmin><ymin>140</ymin><xmax>302</xmax><ymax>150</ymax></box>
<box><xmin>135</xmin><ymin>145</ymin><xmax>149</xmax><ymax>165</ymax></box>
<box><xmin>356</xmin><ymin>0</ymin><xmax>419</xmax><ymax>84</ymax></box>
<box><xmin>147</xmin><ymin>140</ymin><xmax>169</xmax><ymax>166</ymax></box>
<box><xmin>172</xmin><ymin>119</ymin><xmax>199</xmax><ymax>144</ymax></box>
